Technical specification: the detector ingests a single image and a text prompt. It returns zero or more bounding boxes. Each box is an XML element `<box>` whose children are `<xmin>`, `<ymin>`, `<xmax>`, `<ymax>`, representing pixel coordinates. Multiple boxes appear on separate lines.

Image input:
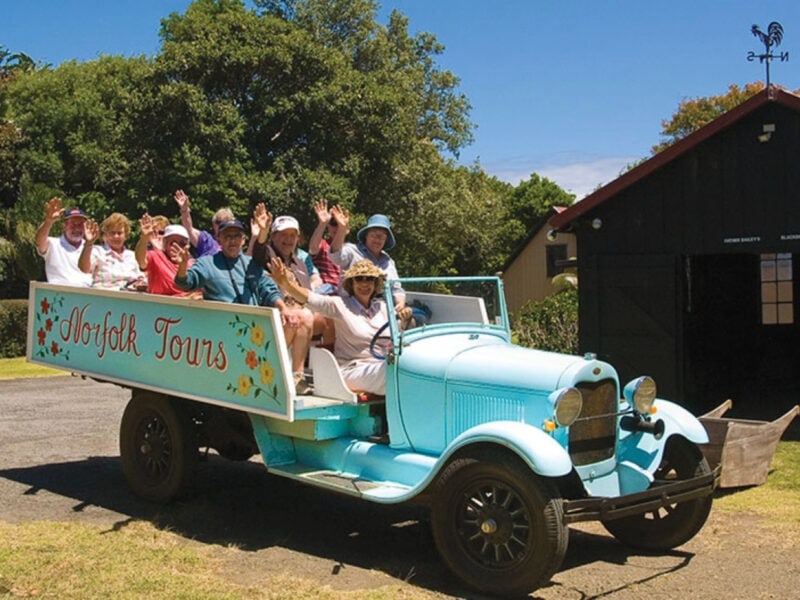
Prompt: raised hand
<box><xmin>253</xmin><ymin>202</ymin><xmax>273</xmax><ymax>242</ymax></box>
<box><xmin>83</xmin><ymin>219</ymin><xmax>100</xmax><ymax>244</ymax></box>
<box><xmin>174</xmin><ymin>189</ymin><xmax>190</xmax><ymax>212</ymax></box>
<box><xmin>43</xmin><ymin>197</ymin><xmax>63</xmax><ymax>223</ymax></box>
<box><xmin>139</xmin><ymin>213</ymin><xmax>154</xmax><ymax>236</ymax></box>
<box><xmin>267</xmin><ymin>256</ymin><xmax>287</xmax><ymax>284</ymax></box>
<box><xmin>314</xmin><ymin>199</ymin><xmax>331</xmax><ymax>224</ymax></box>
<box><xmin>330</xmin><ymin>204</ymin><xmax>350</xmax><ymax>228</ymax></box>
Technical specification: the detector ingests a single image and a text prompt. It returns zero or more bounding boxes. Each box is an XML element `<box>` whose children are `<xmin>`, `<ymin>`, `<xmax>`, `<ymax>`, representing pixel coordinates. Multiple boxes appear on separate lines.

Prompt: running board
<box><xmin>267</xmin><ymin>463</ymin><xmax>414</xmax><ymax>500</ymax></box>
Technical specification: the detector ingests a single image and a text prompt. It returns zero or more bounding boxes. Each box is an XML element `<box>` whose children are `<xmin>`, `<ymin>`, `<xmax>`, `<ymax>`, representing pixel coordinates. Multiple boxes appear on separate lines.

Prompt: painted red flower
<box><xmin>40</xmin><ymin>297</ymin><xmax>50</xmax><ymax>315</ymax></box>
<box><xmin>45</xmin><ymin>318</ymin><xmax>53</xmax><ymax>332</ymax></box>
<box><xmin>37</xmin><ymin>328</ymin><xmax>46</xmax><ymax>346</ymax></box>
<box><xmin>245</xmin><ymin>350</ymin><xmax>258</xmax><ymax>370</ymax></box>
<box><xmin>50</xmin><ymin>341</ymin><xmax>59</xmax><ymax>356</ymax></box>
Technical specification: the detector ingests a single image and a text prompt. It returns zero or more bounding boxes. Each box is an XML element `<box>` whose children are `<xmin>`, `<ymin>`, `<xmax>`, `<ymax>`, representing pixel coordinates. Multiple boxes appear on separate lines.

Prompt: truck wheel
<box><xmin>431</xmin><ymin>454</ymin><xmax>568</xmax><ymax>597</ymax></box>
<box><xmin>120</xmin><ymin>392</ymin><xmax>197</xmax><ymax>503</ymax></box>
<box><xmin>603</xmin><ymin>437</ymin><xmax>713</xmax><ymax>550</ymax></box>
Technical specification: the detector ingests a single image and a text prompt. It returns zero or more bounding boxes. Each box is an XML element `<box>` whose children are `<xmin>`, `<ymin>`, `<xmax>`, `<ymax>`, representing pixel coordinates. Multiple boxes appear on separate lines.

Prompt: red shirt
<box><xmin>312</xmin><ymin>239</ymin><xmax>341</xmax><ymax>286</ymax></box>
<box><xmin>146</xmin><ymin>249</ymin><xmax>195</xmax><ymax>296</ymax></box>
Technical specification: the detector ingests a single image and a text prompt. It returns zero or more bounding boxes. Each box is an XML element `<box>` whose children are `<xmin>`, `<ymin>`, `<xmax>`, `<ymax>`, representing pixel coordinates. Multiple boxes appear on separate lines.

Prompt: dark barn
<box><xmin>549</xmin><ymin>87</ymin><xmax>800</xmax><ymax>419</ymax></box>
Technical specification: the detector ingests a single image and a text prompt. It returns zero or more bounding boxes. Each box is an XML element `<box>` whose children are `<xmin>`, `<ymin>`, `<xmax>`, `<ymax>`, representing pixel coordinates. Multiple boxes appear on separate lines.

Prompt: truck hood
<box><xmin>399</xmin><ymin>333</ymin><xmax>612</xmax><ymax>392</ymax></box>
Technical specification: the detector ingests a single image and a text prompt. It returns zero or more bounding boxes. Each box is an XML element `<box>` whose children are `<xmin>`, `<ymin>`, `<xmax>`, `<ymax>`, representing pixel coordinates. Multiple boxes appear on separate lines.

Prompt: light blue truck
<box><xmin>27</xmin><ymin>277</ymin><xmax>718</xmax><ymax>596</ymax></box>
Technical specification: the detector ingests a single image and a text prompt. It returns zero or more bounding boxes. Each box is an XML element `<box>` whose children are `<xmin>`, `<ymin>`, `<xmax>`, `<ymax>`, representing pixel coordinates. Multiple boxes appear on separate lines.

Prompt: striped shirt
<box><xmin>88</xmin><ymin>243</ymin><xmax>144</xmax><ymax>289</ymax></box>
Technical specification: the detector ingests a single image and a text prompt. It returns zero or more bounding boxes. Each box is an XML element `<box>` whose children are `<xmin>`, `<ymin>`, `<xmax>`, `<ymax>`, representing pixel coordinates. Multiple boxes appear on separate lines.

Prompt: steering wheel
<box><xmin>368</xmin><ymin>307</ymin><xmax>431</xmax><ymax>360</ymax></box>
<box><xmin>369</xmin><ymin>321</ymin><xmax>391</xmax><ymax>360</ymax></box>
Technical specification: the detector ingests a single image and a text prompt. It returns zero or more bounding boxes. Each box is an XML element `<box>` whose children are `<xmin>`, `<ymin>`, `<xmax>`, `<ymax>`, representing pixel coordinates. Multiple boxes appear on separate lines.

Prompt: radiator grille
<box><xmin>569</xmin><ymin>379</ymin><xmax>617</xmax><ymax>466</ymax></box>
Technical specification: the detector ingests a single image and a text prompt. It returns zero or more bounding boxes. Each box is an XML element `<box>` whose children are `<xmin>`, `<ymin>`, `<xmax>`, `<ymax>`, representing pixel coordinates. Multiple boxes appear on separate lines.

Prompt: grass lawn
<box><xmin>0</xmin><ymin>356</ymin><xmax>64</xmax><ymax>380</ymax></box>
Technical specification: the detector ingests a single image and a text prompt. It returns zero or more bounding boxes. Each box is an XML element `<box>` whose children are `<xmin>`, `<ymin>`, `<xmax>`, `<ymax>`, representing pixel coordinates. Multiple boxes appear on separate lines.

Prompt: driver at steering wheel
<box><xmin>269</xmin><ymin>258</ymin><xmax>412</xmax><ymax>395</ymax></box>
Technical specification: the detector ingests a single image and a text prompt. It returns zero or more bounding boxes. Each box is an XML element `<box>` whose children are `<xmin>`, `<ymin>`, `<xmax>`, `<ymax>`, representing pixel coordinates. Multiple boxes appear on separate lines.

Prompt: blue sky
<box><xmin>3</xmin><ymin>1</ymin><xmax>799</xmax><ymax>198</ymax></box>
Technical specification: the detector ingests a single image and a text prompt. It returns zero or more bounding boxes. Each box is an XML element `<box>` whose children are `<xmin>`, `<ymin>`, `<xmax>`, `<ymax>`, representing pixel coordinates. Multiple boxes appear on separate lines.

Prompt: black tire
<box><xmin>431</xmin><ymin>453</ymin><xmax>568</xmax><ymax>597</ymax></box>
<box><xmin>119</xmin><ymin>391</ymin><xmax>197</xmax><ymax>503</ymax></box>
<box><xmin>603</xmin><ymin>437</ymin><xmax>713</xmax><ymax>550</ymax></box>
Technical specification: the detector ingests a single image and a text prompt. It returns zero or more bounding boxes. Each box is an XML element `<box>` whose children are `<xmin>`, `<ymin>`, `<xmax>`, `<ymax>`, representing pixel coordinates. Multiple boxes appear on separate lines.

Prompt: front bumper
<box><xmin>563</xmin><ymin>465</ymin><xmax>720</xmax><ymax>524</ymax></box>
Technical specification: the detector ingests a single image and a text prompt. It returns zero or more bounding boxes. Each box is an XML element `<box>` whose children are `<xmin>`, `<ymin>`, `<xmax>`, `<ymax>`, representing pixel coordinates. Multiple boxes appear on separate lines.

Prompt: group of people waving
<box><xmin>35</xmin><ymin>192</ymin><xmax>412</xmax><ymax>396</ymax></box>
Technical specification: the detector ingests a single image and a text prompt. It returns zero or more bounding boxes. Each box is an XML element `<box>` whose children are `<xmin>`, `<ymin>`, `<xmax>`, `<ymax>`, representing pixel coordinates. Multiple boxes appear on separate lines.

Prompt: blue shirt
<box><xmin>175</xmin><ymin>251</ymin><xmax>282</xmax><ymax>307</ymax></box>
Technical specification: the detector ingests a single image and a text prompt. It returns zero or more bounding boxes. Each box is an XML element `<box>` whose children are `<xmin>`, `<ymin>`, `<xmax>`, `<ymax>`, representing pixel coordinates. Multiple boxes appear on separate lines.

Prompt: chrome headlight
<box><xmin>551</xmin><ymin>387</ymin><xmax>583</xmax><ymax>427</ymax></box>
<box><xmin>623</xmin><ymin>376</ymin><xmax>657</xmax><ymax>415</ymax></box>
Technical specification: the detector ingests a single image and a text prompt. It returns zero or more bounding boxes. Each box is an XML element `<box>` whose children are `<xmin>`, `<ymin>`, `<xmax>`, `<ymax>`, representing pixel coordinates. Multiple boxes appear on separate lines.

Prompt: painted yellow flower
<box><xmin>237</xmin><ymin>375</ymin><xmax>252</xmax><ymax>396</ymax></box>
<box><xmin>250</xmin><ymin>324</ymin><xmax>265</xmax><ymax>346</ymax></box>
<box><xmin>259</xmin><ymin>360</ymin><xmax>275</xmax><ymax>386</ymax></box>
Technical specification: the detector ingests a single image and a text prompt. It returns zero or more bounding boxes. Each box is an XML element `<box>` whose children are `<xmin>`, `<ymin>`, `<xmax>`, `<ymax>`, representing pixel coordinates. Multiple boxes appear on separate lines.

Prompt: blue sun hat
<box><xmin>357</xmin><ymin>214</ymin><xmax>396</xmax><ymax>251</ymax></box>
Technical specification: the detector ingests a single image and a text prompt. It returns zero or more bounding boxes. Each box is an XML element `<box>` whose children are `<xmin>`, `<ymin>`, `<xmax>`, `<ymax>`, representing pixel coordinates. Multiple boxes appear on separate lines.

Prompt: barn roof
<box><xmin>549</xmin><ymin>86</ymin><xmax>800</xmax><ymax>230</ymax></box>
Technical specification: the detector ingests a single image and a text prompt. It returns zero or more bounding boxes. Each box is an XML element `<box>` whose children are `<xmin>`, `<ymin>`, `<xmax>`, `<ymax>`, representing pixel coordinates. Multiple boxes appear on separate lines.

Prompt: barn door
<box><xmin>685</xmin><ymin>253</ymin><xmax>800</xmax><ymax>417</ymax></box>
<box><xmin>590</xmin><ymin>254</ymin><xmax>682</xmax><ymax>401</ymax></box>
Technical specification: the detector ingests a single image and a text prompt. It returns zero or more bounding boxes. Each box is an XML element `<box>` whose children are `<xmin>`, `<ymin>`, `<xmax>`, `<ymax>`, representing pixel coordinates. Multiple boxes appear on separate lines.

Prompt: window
<box><xmin>760</xmin><ymin>253</ymin><xmax>794</xmax><ymax>325</ymax></box>
<box><xmin>546</xmin><ymin>244</ymin><xmax>568</xmax><ymax>278</ymax></box>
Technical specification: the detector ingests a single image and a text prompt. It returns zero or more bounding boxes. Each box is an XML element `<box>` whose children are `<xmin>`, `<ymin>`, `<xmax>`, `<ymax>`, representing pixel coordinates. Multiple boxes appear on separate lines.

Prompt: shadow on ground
<box><xmin>0</xmin><ymin>454</ymin><xmax>698</xmax><ymax>599</ymax></box>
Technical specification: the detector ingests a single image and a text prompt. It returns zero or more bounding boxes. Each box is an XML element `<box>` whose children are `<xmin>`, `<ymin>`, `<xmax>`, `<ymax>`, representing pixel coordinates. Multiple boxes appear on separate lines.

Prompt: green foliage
<box><xmin>512</xmin><ymin>287</ymin><xmax>578</xmax><ymax>355</ymax></box>
<box><xmin>0</xmin><ymin>299</ymin><xmax>27</xmax><ymax>357</ymax></box>
<box><xmin>0</xmin><ymin>0</ymin><xmax>571</xmax><ymax>294</ymax></box>
<box><xmin>497</xmin><ymin>173</ymin><xmax>574</xmax><ymax>268</ymax></box>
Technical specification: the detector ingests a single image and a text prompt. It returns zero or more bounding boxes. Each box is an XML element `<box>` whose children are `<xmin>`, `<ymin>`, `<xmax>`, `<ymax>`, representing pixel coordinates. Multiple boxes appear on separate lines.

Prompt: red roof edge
<box><xmin>549</xmin><ymin>87</ymin><xmax>800</xmax><ymax>229</ymax></box>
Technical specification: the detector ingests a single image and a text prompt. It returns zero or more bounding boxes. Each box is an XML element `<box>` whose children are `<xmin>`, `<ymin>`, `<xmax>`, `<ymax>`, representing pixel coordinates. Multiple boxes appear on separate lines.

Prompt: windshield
<box><xmin>389</xmin><ymin>276</ymin><xmax>509</xmax><ymax>331</ymax></box>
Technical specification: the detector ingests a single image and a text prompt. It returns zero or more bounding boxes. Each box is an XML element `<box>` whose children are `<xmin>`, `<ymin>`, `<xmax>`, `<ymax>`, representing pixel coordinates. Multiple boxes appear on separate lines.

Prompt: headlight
<box><xmin>623</xmin><ymin>376</ymin><xmax>657</xmax><ymax>415</ymax></box>
<box><xmin>552</xmin><ymin>387</ymin><xmax>583</xmax><ymax>427</ymax></box>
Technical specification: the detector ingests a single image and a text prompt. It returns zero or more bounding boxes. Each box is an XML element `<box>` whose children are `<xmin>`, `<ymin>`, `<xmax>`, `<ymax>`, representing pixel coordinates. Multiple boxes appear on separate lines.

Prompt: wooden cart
<box><xmin>698</xmin><ymin>399</ymin><xmax>799</xmax><ymax>488</ymax></box>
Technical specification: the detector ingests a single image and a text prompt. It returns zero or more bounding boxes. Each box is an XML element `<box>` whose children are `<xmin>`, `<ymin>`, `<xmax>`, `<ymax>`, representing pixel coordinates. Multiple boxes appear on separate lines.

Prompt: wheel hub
<box><xmin>480</xmin><ymin>518</ymin><xmax>498</xmax><ymax>535</ymax></box>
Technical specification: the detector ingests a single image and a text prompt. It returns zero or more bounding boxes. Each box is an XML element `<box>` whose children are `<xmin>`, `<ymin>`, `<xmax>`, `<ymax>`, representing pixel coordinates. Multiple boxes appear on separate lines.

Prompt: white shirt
<box><xmin>306</xmin><ymin>292</ymin><xmax>388</xmax><ymax>365</ymax></box>
<box><xmin>39</xmin><ymin>236</ymin><xmax>91</xmax><ymax>287</ymax></box>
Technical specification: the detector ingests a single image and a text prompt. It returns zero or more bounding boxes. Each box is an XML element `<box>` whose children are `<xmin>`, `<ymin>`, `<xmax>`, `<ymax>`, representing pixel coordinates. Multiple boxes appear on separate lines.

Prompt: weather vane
<box><xmin>748</xmin><ymin>21</ymin><xmax>788</xmax><ymax>87</ymax></box>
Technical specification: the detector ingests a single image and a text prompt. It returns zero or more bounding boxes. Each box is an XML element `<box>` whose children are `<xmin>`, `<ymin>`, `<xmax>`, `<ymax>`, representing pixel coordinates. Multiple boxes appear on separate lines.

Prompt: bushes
<box><xmin>511</xmin><ymin>288</ymin><xmax>578</xmax><ymax>355</ymax></box>
<box><xmin>0</xmin><ymin>299</ymin><xmax>28</xmax><ymax>358</ymax></box>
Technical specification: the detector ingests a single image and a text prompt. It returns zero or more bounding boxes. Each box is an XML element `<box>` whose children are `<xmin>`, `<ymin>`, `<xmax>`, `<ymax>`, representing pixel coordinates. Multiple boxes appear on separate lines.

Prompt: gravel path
<box><xmin>1</xmin><ymin>375</ymin><xmax>798</xmax><ymax>599</ymax></box>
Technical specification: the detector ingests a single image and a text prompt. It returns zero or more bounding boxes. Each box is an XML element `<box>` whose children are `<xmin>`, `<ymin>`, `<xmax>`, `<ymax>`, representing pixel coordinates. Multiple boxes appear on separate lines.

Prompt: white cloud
<box><xmin>482</xmin><ymin>153</ymin><xmax>638</xmax><ymax>200</ymax></box>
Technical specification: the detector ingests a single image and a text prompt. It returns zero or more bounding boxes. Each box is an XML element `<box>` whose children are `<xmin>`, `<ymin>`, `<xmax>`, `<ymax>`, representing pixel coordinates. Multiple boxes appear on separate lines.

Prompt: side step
<box><xmin>269</xmin><ymin>463</ymin><xmax>413</xmax><ymax>499</ymax></box>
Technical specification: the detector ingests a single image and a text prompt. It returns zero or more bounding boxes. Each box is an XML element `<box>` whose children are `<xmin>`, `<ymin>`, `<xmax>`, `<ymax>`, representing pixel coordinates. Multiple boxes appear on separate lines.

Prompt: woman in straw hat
<box><xmin>269</xmin><ymin>257</ymin><xmax>413</xmax><ymax>395</ymax></box>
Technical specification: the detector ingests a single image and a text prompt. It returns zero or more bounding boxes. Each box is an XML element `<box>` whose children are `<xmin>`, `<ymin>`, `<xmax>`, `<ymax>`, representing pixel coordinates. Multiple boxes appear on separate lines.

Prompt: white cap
<box><xmin>271</xmin><ymin>215</ymin><xmax>300</xmax><ymax>233</ymax></box>
<box><xmin>162</xmin><ymin>224</ymin><xmax>189</xmax><ymax>240</ymax></box>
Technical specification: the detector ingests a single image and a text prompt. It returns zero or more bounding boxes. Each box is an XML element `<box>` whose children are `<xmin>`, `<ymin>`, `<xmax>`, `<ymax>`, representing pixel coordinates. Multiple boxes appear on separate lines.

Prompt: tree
<box><xmin>2</xmin><ymin>0</ymin><xmax>564</xmax><ymax>295</ymax></box>
<box><xmin>494</xmin><ymin>173</ymin><xmax>574</xmax><ymax>268</ymax></box>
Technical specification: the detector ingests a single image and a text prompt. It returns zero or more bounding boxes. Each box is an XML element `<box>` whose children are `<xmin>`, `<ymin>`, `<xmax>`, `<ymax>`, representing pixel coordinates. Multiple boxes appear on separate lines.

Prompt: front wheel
<box><xmin>431</xmin><ymin>453</ymin><xmax>568</xmax><ymax>597</ymax></box>
<box><xmin>603</xmin><ymin>437</ymin><xmax>713</xmax><ymax>550</ymax></box>
<box><xmin>120</xmin><ymin>391</ymin><xmax>197</xmax><ymax>503</ymax></box>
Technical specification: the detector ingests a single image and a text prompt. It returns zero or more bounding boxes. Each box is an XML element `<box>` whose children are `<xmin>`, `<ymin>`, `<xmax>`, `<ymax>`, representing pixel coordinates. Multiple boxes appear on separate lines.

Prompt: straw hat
<box><xmin>342</xmin><ymin>259</ymin><xmax>385</xmax><ymax>296</ymax></box>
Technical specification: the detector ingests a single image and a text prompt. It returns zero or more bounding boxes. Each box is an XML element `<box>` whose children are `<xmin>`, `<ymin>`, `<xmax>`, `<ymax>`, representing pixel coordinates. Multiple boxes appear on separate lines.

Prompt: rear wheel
<box><xmin>120</xmin><ymin>391</ymin><xmax>197</xmax><ymax>503</ymax></box>
<box><xmin>431</xmin><ymin>453</ymin><xmax>568</xmax><ymax>597</ymax></box>
<box><xmin>603</xmin><ymin>437</ymin><xmax>713</xmax><ymax>550</ymax></box>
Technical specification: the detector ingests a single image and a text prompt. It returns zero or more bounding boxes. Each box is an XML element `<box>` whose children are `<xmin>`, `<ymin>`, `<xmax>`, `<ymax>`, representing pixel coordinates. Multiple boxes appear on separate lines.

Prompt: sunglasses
<box><xmin>353</xmin><ymin>276</ymin><xmax>377</xmax><ymax>283</ymax></box>
<box><xmin>155</xmin><ymin>230</ymin><xmax>166</xmax><ymax>235</ymax></box>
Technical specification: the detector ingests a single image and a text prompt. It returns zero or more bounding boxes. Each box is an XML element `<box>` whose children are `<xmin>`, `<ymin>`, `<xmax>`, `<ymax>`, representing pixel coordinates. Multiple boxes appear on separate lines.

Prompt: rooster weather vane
<box><xmin>748</xmin><ymin>22</ymin><xmax>788</xmax><ymax>87</ymax></box>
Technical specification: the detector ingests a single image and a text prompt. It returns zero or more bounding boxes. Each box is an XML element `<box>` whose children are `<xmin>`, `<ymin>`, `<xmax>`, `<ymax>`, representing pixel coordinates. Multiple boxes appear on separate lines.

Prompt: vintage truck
<box><xmin>27</xmin><ymin>277</ymin><xmax>718</xmax><ymax>597</ymax></box>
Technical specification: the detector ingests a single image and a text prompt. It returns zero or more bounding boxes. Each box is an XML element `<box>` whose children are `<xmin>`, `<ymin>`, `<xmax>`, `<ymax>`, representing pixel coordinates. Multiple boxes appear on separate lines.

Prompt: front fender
<box><xmin>654</xmin><ymin>398</ymin><xmax>709</xmax><ymax>444</ymax></box>
<box><xmin>618</xmin><ymin>398</ymin><xmax>709</xmax><ymax>474</ymax></box>
<box><xmin>443</xmin><ymin>421</ymin><xmax>573</xmax><ymax>477</ymax></box>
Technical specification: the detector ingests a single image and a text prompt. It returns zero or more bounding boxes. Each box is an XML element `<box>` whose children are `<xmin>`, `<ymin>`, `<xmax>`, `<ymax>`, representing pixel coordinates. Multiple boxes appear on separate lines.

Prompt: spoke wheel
<box><xmin>120</xmin><ymin>392</ymin><xmax>197</xmax><ymax>503</ymax></box>
<box><xmin>603</xmin><ymin>437</ymin><xmax>713</xmax><ymax>550</ymax></box>
<box><xmin>431</xmin><ymin>454</ymin><xmax>567</xmax><ymax>597</ymax></box>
